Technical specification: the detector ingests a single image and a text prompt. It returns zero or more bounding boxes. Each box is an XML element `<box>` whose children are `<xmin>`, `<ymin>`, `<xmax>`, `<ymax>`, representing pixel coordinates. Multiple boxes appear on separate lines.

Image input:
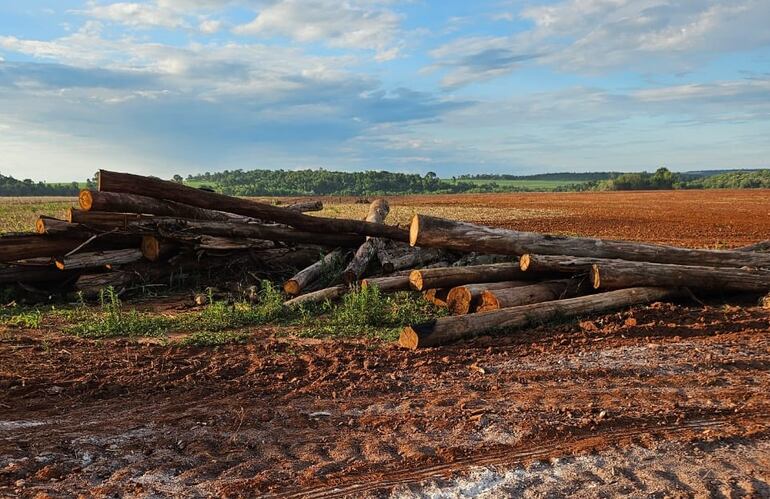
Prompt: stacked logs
<box><xmin>3</xmin><ymin>170</ymin><xmax>768</xmax><ymax>350</ymax></box>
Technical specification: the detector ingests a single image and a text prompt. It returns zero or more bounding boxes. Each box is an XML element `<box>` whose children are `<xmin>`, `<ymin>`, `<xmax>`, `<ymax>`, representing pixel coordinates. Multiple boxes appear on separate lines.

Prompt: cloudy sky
<box><xmin>1</xmin><ymin>0</ymin><xmax>769</xmax><ymax>181</ymax></box>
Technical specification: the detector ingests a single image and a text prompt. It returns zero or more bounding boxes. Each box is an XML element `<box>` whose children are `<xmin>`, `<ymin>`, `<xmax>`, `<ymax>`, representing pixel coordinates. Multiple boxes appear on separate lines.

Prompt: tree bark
<box><xmin>35</xmin><ymin>217</ymin><xmax>86</xmax><ymax>236</ymax></box>
<box><xmin>377</xmin><ymin>245</ymin><xmax>446</xmax><ymax>274</ymax></box>
<box><xmin>477</xmin><ymin>278</ymin><xmax>590</xmax><ymax>312</ymax></box>
<box><xmin>736</xmin><ymin>240</ymin><xmax>770</xmax><ymax>253</ymax></box>
<box><xmin>399</xmin><ymin>287</ymin><xmax>681</xmax><ymax>349</ymax></box>
<box><xmin>360</xmin><ymin>274</ymin><xmax>411</xmax><ymax>292</ymax></box>
<box><xmin>520</xmin><ymin>254</ymin><xmax>607</xmax><ymax>274</ymax></box>
<box><xmin>67</xmin><ymin>209</ymin><xmax>153</xmax><ymax>228</ymax></box>
<box><xmin>0</xmin><ymin>234</ymin><xmax>102</xmax><ymax>262</ymax></box>
<box><xmin>342</xmin><ymin>199</ymin><xmax>390</xmax><ymax>284</ymax></box>
<box><xmin>409</xmin><ymin>214</ymin><xmax>770</xmax><ymax>269</ymax></box>
<box><xmin>55</xmin><ymin>249</ymin><xmax>144</xmax><ymax>271</ymax></box>
<box><xmin>286</xmin><ymin>200</ymin><xmax>323</xmax><ymax>212</ymax></box>
<box><xmin>98</xmin><ymin>170</ymin><xmax>409</xmax><ymax>241</ymax></box>
<box><xmin>284</xmin><ymin>249</ymin><xmax>344</xmax><ymax>295</ymax></box>
<box><xmin>79</xmin><ymin>189</ymin><xmax>247</xmax><ymax>221</ymax></box>
<box><xmin>194</xmin><ymin>235</ymin><xmax>275</xmax><ymax>251</ymax></box>
<box><xmin>283</xmin><ymin>284</ymin><xmax>347</xmax><ymax>307</ymax></box>
<box><xmin>409</xmin><ymin>262</ymin><xmax>534</xmax><ymax>291</ymax></box>
<box><xmin>590</xmin><ymin>260</ymin><xmax>770</xmax><ymax>293</ymax></box>
<box><xmin>446</xmin><ymin>281</ymin><xmax>532</xmax><ymax>315</ymax></box>
<box><xmin>0</xmin><ymin>265</ymin><xmax>79</xmax><ymax>285</ymax></box>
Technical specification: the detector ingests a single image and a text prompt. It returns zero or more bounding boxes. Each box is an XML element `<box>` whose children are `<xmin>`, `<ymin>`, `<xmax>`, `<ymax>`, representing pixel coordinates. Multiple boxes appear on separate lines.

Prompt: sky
<box><xmin>1</xmin><ymin>1</ymin><xmax>769</xmax><ymax>182</ymax></box>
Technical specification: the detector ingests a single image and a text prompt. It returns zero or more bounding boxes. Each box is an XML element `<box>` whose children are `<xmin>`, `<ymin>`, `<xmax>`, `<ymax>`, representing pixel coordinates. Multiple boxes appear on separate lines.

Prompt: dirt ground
<box><xmin>2</xmin><ymin>190</ymin><xmax>770</xmax><ymax>497</ymax></box>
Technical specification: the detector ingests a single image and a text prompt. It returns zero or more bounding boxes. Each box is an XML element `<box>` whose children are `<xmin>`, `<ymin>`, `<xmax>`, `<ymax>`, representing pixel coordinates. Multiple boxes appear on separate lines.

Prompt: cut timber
<box><xmin>195</xmin><ymin>236</ymin><xmax>274</xmax><ymax>251</ymax></box>
<box><xmin>478</xmin><ymin>279</ymin><xmax>589</xmax><ymax>312</ymax></box>
<box><xmin>286</xmin><ymin>200</ymin><xmax>323</xmax><ymax>212</ymax></box>
<box><xmin>360</xmin><ymin>275</ymin><xmax>411</xmax><ymax>292</ymax></box>
<box><xmin>284</xmin><ymin>284</ymin><xmax>347</xmax><ymax>307</ymax></box>
<box><xmin>141</xmin><ymin>236</ymin><xmax>178</xmax><ymax>262</ymax></box>
<box><xmin>0</xmin><ymin>234</ymin><xmax>92</xmax><ymax>262</ymax></box>
<box><xmin>590</xmin><ymin>260</ymin><xmax>770</xmax><ymax>293</ymax></box>
<box><xmin>55</xmin><ymin>249</ymin><xmax>144</xmax><ymax>271</ymax></box>
<box><xmin>284</xmin><ymin>249</ymin><xmax>344</xmax><ymax>295</ymax></box>
<box><xmin>400</xmin><ymin>287</ymin><xmax>680</xmax><ymax>349</ymax></box>
<box><xmin>446</xmin><ymin>281</ymin><xmax>531</xmax><ymax>315</ymax></box>
<box><xmin>342</xmin><ymin>199</ymin><xmax>389</xmax><ymax>284</ymax></box>
<box><xmin>0</xmin><ymin>265</ymin><xmax>79</xmax><ymax>285</ymax></box>
<box><xmin>79</xmin><ymin>190</ymin><xmax>245</xmax><ymax>221</ymax></box>
<box><xmin>409</xmin><ymin>262</ymin><xmax>531</xmax><ymax>291</ymax></box>
<box><xmin>520</xmin><ymin>254</ymin><xmax>607</xmax><ymax>274</ymax></box>
<box><xmin>67</xmin><ymin>209</ymin><xmax>153</xmax><ymax>228</ymax></box>
<box><xmin>409</xmin><ymin>214</ymin><xmax>770</xmax><ymax>269</ymax></box>
<box><xmin>98</xmin><ymin>170</ymin><xmax>408</xmax><ymax>241</ymax></box>
<box><xmin>35</xmin><ymin>217</ymin><xmax>85</xmax><ymax>235</ymax></box>
<box><xmin>378</xmin><ymin>246</ymin><xmax>445</xmax><ymax>274</ymax></box>
<box><xmin>423</xmin><ymin>288</ymin><xmax>450</xmax><ymax>308</ymax></box>
<box><xmin>736</xmin><ymin>240</ymin><xmax>770</xmax><ymax>253</ymax></box>
<box><xmin>127</xmin><ymin>218</ymin><xmax>365</xmax><ymax>248</ymax></box>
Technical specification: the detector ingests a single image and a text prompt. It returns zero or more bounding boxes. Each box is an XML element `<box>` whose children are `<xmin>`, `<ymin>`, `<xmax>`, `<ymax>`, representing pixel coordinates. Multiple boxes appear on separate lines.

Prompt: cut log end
<box><xmin>34</xmin><ymin>217</ymin><xmax>46</xmax><ymax>234</ymax></box>
<box><xmin>398</xmin><ymin>321</ymin><xmax>437</xmax><ymax>349</ymax></box>
<box><xmin>141</xmin><ymin>235</ymin><xmax>162</xmax><ymax>262</ymax></box>
<box><xmin>409</xmin><ymin>215</ymin><xmax>420</xmax><ymax>247</ymax></box>
<box><xmin>478</xmin><ymin>290</ymin><xmax>501</xmax><ymax>312</ymax></box>
<box><xmin>409</xmin><ymin>269</ymin><xmax>424</xmax><ymax>291</ymax></box>
<box><xmin>283</xmin><ymin>280</ymin><xmax>301</xmax><ymax>295</ymax></box>
<box><xmin>591</xmin><ymin>264</ymin><xmax>601</xmax><ymax>289</ymax></box>
<box><xmin>446</xmin><ymin>287</ymin><xmax>472</xmax><ymax>315</ymax></box>
<box><xmin>79</xmin><ymin>189</ymin><xmax>94</xmax><ymax>211</ymax></box>
<box><xmin>54</xmin><ymin>259</ymin><xmax>66</xmax><ymax>271</ymax></box>
<box><xmin>519</xmin><ymin>254</ymin><xmax>532</xmax><ymax>271</ymax></box>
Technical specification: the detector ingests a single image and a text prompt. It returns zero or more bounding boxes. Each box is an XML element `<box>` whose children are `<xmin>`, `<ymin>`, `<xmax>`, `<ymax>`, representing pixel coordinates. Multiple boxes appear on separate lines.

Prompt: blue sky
<box><xmin>1</xmin><ymin>1</ymin><xmax>769</xmax><ymax>181</ymax></box>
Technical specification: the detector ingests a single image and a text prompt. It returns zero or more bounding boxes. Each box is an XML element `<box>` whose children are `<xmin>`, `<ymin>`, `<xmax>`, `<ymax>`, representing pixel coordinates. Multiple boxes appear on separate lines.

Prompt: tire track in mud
<box><xmin>274</xmin><ymin>413</ymin><xmax>770</xmax><ymax>498</ymax></box>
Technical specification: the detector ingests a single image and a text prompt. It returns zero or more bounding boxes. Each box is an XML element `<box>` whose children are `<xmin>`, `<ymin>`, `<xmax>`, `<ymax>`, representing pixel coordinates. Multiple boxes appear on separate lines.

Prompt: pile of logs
<box><xmin>2</xmin><ymin>170</ymin><xmax>768</xmax><ymax>350</ymax></box>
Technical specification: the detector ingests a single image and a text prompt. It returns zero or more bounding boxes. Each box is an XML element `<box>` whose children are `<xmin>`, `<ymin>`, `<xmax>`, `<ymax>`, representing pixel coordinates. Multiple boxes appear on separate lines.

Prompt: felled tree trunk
<box><xmin>400</xmin><ymin>287</ymin><xmax>681</xmax><ymax>349</ymax></box>
<box><xmin>283</xmin><ymin>284</ymin><xmax>347</xmax><ymax>307</ymax></box>
<box><xmin>409</xmin><ymin>214</ymin><xmax>770</xmax><ymax>269</ymax></box>
<box><xmin>79</xmin><ymin>190</ymin><xmax>245</xmax><ymax>221</ymax></box>
<box><xmin>409</xmin><ymin>262</ymin><xmax>530</xmax><ymax>291</ymax></box>
<box><xmin>67</xmin><ymin>209</ymin><xmax>153</xmax><ymax>229</ymax></box>
<box><xmin>98</xmin><ymin>170</ymin><xmax>409</xmax><ymax>241</ymax></box>
<box><xmin>423</xmin><ymin>288</ymin><xmax>450</xmax><ymax>307</ymax></box>
<box><xmin>0</xmin><ymin>265</ymin><xmax>79</xmax><ymax>285</ymax></box>
<box><xmin>477</xmin><ymin>279</ymin><xmax>590</xmax><ymax>312</ymax></box>
<box><xmin>360</xmin><ymin>274</ymin><xmax>411</xmax><ymax>292</ymax></box>
<box><xmin>140</xmin><ymin>235</ymin><xmax>179</xmax><ymax>262</ymax></box>
<box><xmin>520</xmin><ymin>254</ymin><xmax>606</xmax><ymax>274</ymax></box>
<box><xmin>0</xmin><ymin>234</ymin><xmax>133</xmax><ymax>262</ymax></box>
<box><xmin>55</xmin><ymin>249</ymin><xmax>144</xmax><ymax>271</ymax></box>
<box><xmin>590</xmin><ymin>260</ymin><xmax>770</xmax><ymax>293</ymax></box>
<box><xmin>446</xmin><ymin>281</ymin><xmax>531</xmax><ymax>315</ymax></box>
<box><xmin>342</xmin><ymin>199</ymin><xmax>390</xmax><ymax>284</ymax></box>
<box><xmin>736</xmin><ymin>240</ymin><xmax>770</xmax><ymax>253</ymax></box>
<box><xmin>284</xmin><ymin>249</ymin><xmax>344</xmax><ymax>295</ymax></box>
<box><xmin>377</xmin><ymin>245</ymin><xmax>446</xmax><ymax>274</ymax></box>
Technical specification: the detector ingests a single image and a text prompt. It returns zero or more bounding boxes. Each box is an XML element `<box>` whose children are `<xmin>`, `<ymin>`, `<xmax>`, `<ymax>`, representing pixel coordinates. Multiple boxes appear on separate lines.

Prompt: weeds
<box><xmin>68</xmin><ymin>287</ymin><xmax>173</xmax><ymax>339</ymax></box>
<box><xmin>180</xmin><ymin>331</ymin><xmax>250</xmax><ymax>347</ymax></box>
<box><xmin>0</xmin><ymin>307</ymin><xmax>43</xmax><ymax>328</ymax></box>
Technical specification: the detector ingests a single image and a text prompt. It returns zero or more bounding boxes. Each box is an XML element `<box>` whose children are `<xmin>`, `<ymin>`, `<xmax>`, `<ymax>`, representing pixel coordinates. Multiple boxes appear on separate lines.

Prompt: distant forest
<box><xmin>1</xmin><ymin>168</ymin><xmax>769</xmax><ymax>196</ymax></box>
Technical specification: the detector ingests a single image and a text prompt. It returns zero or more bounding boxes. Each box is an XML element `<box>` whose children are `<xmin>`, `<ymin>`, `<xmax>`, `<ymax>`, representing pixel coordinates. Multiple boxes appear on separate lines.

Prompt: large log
<box><xmin>409</xmin><ymin>214</ymin><xmax>770</xmax><ymax>269</ymax></box>
<box><xmin>409</xmin><ymin>262</ymin><xmax>533</xmax><ymax>291</ymax></box>
<box><xmin>0</xmin><ymin>234</ymin><xmax>94</xmax><ymax>262</ymax></box>
<box><xmin>195</xmin><ymin>235</ymin><xmax>275</xmax><ymax>251</ymax></box>
<box><xmin>423</xmin><ymin>288</ymin><xmax>450</xmax><ymax>308</ymax></box>
<box><xmin>520</xmin><ymin>254</ymin><xmax>606</xmax><ymax>274</ymax></box>
<box><xmin>140</xmin><ymin>235</ymin><xmax>179</xmax><ymax>262</ymax></box>
<box><xmin>342</xmin><ymin>199</ymin><xmax>389</xmax><ymax>284</ymax></box>
<box><xmin>360</xmin><ymin>274</ymin><xmax>411</xmax><ymax>292</ymax></box>
<box><xmin>446</xmin><ymin>281</ymin><xmax>531</xmax><ymax>315</ymax></box>
<box><xmin>283</xmin><ymin>284</ymin><xmax>347</xmax><ymax>307</ymax></box>
<box><xmin>590</xmin><ymin>260</ymin><xmax>770</xmax><ymax>293</ymax></box>
<box><xmin>98</xmin><ymin>170</ymin><xmax>409</xmax><ymax>241</ymax></box>
<box><xmin>35</xmin><ymin>217</ymin><xmax>86</xmax><ymax>236</ymax></box>
<box><xmin>125</xmin><ymin>218</ymin><xmax>366</xmax><ymax>248</ymax></box>
<box><xmin>286</xmin><ymin>200</ymin><xmax>323</xmax><ymax>212</ymax></box>
<box><xmin>478</xmin><ymin>279</ymin><xmax>590</xmax><ymax>312</ymax></box>
<box><xmin>377</xmin><ymin>245</ymin><xmax>446</xmax><ymax>274</ymax></box>
<box><xmin>0</xmin><ymin>265</ymin><xmax>79</xmax><ymax>285</ymax></box>
<box><xmin>736</xmin><ymin>240</ymin><xmax>770</xmax><ymax>253</ymax></box>
<box><xmin>79</xmin><ymin>190</ymin><xmax>246</xmax><ymax>222</ymax></box>
<box><xmin>67</xmin><ymin>209</ymin><xmax>153</xmax><ymax>228</ymax></box>
<box><xmin>399</xmin><ymin>287</ymin><xmax>680</xmax><ymax>349</ymax></box>
<box><xmin>284</xmin><ymin>249</ymin><xmax>344</xmax><ymax>295</ymax></box>
<box><xmin>55</xmin><ymin>249</ymin><xmax>144</xmax><ymax>271</ymax></box>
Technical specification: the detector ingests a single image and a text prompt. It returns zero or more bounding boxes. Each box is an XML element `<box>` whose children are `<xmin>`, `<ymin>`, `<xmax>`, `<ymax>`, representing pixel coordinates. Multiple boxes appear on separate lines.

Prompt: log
<box><xmin>283</xmin><ymin>284</ymin><xmax>347</xmax><ymax>307</ymax></box>
<box><xmin>360</xmin><ymin>274</ymin><xmax>411</xmax><ymax>292</ymax></box>
<box><xmin>247</xmin><ymin>247</ymin><xmax>321</xmax><ymax>271</ymax></box>
<box><xmin>79</xmin><ymin>190</ymin><xmax>246</xmax><ymax>221</ymax></box>
<box><xmin>377</xmin><ymin>246</ymin><xmax>445</xmax><ymax>274</ymax></box>
<box><xmin>55</xmin><ymin>249</ymin><xmax>144</xmax><ymax>271</ymax></box>
<box><xmin>736</xmin><ymin>240</ymin><xmax>770</xmax><ymax>253</ymax></box>
<box><xmin>0</xmin><ymin>265</ymin><xmax>79</xmax><ymax>285</ymax></box>
<box><xmin>409</xmin><ymin>262</ymin><xmax>533</xmax><ymax>291</ymax></box>
<box><xmin>399</xmin><ymin>287</ymin><xmax>681</xmax><ymax>349</ymax></box>
<box><xmin>0</xmin><ymin>234</ymin><xmax>93</xmax><ymax>262</ymax></box>
<box><xmin>446</xmin><ymin>281</ymin><xmax>532</xmax><ymax>315</ymax></box>
<box><xmin>141</xmin><ymin>235</ymin><xmax>178</xmax><ymax>262</ymax></box>
<box><xmin>286</xmin><ymin>200</ymin><xmax>323</xmax><ymax>212</ymax></box>
<box><xmin>520</xmin><ymin>254</ymin><xmax>606</xmax><ymax>274</ymax></box>
<box><xmin>409</xmin><ymin>214</ymin><xmax>770</xmax><ymax>269</ymax></box>
<box><xmin>342</xmin><ymin>199</ymin><xmax>389</xmax><ymax>284</ymax></box>
<box><xmin>98</xmin><ymin>170</ymin><xmax>409</xmax><ymax>241</ymax></box>
<box><xmin>35</xmin><ymin>216</ymin><xmax>84</xmax><ymax>235</ymax></box>
<box><xmin>590</xmin><ymin>260</ymin><xmax>770</xmax><ymax>293</ymax></box>
<box><xmin>284</xmin><ymin>249</ymin><xmax>344</xmax><ymax>295</ymax></box>
<box><xmin>478</xmin><ymin>279</ymin><xmax>590</xmax><ymax>312</ymax></box>
<box><xmin>127</xmin><ymin>218</ymin><xmax>366</xmax><ymax>248</ymax></box>
<box><xmin>67</xmin><ymin>209</ymin><xmax>153</xmax><ymax>228</ymax></box>
<box><xmin>195</xmin><ymin>236</ymin><xmax>275</xmax><ymax>251</ymax></box>
<box><xmin>423</xmin><ymin>288</ymin><xmax>450</xmax><ymax>307</ymax></box>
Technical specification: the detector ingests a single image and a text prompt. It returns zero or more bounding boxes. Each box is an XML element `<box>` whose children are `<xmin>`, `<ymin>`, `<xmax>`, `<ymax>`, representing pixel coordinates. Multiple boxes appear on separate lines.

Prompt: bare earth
<box><xmin>2</xmin><ymin>190</ymin><xmax>769</xmax><ymax>497</ymax></box>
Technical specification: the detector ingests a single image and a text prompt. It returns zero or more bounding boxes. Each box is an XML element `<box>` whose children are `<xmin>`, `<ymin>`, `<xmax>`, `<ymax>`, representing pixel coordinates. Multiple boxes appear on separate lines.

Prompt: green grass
<box><xmin>0</xmin><ymin>306</ymin><xmax>43</xmax><ymax>328</ymax></box>
<box><xmin>0</xmin><ymin>197</ymin><xmax>75</xmax><ymax>233</ymax></box>
<box><xmin>180</xmin><ymin>330</ymin><xmax>250</xmax><ymax>347</ymax></box>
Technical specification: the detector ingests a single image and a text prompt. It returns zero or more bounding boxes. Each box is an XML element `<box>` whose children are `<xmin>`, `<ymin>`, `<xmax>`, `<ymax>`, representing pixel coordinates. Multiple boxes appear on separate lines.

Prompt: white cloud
<box><xmin>198</xmin><ymin>19</ymin><xmax>222</xmax><ymax>34</ymax></box>
<box><xmin>82</xmin><ymin>2</ymin><xmax>189</xmax><ymax>29</ymax></box>
<box><xmin>233</xmin><ymin>0</ymin><xmax>402</xmax><ymax>59</ymax></box>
